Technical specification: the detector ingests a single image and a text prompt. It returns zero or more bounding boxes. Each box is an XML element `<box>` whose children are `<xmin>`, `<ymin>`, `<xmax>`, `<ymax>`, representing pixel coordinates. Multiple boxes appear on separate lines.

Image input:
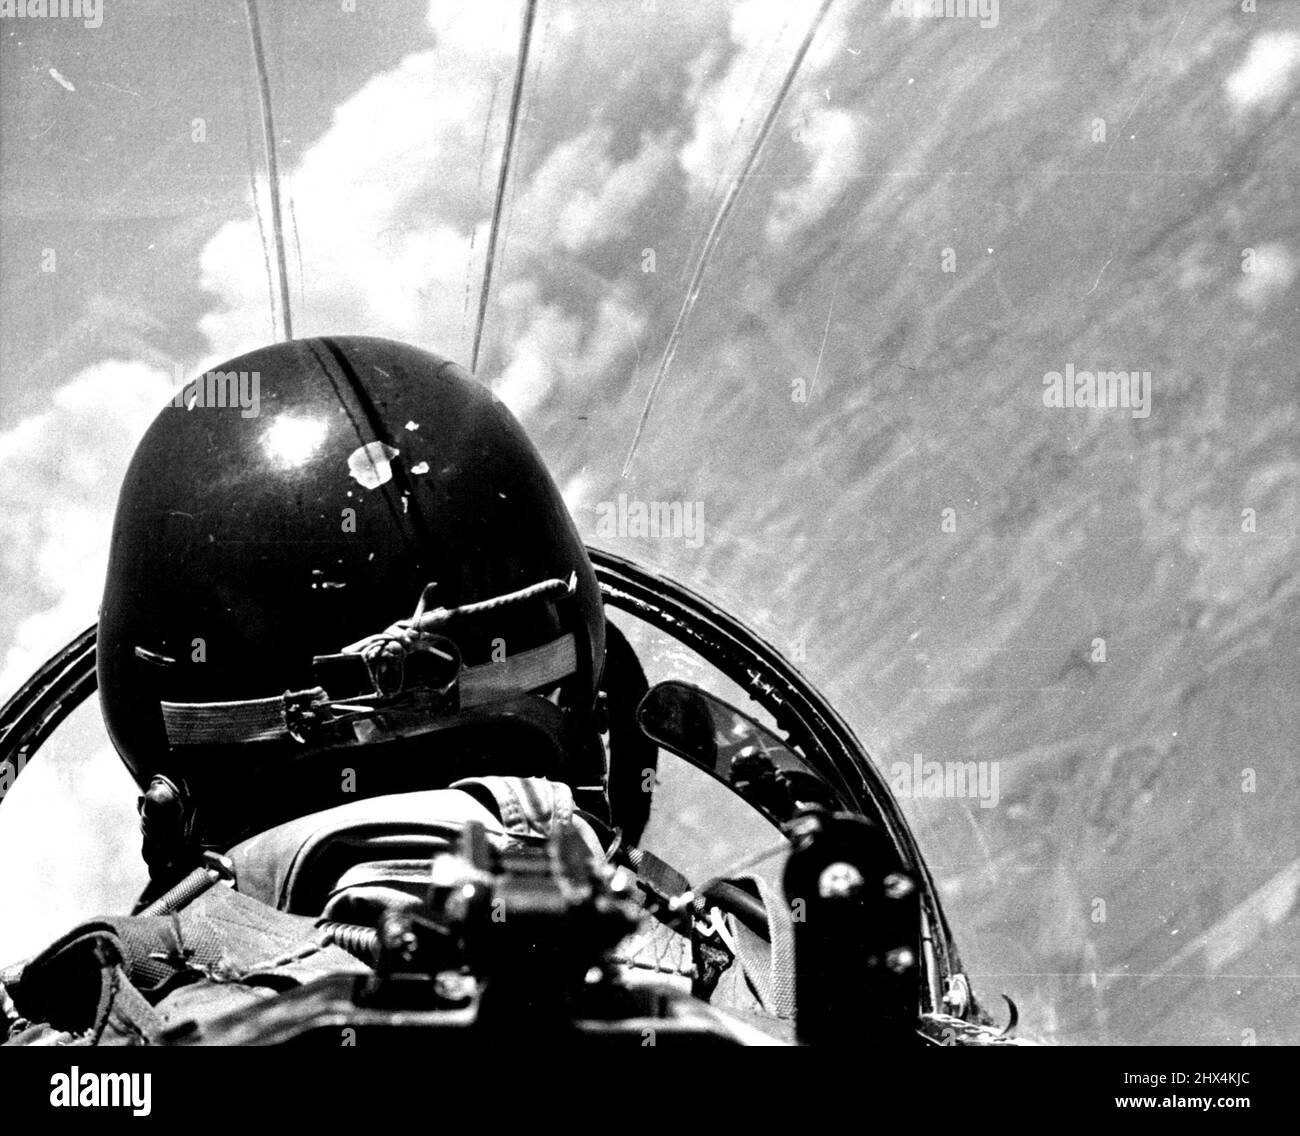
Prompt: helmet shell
<box><xmin>98</xmin><ymin>336</ymin><xmax>604</xmax><ymax>818</ymax></box>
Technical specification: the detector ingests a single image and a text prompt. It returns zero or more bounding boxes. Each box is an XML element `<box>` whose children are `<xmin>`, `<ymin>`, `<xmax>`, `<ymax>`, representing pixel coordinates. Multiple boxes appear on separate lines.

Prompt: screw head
<box><xmin>883</xmin><ymin>872</ymin><xmax>915</xmax><ymax>900</ymax></box>
<box><xmin>885</xmin><ymin>947</ymin><xmax>916</xmax><ymax>974</ymax></box>
<box><xmin>818</xmin><ymin>861</ymin><xmax>865</xmax><ymax>898</ymax></box>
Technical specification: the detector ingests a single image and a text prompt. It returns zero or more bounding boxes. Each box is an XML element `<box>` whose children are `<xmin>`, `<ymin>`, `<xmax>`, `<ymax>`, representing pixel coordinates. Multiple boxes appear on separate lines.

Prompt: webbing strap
<box><xmin>5</xmin><ymin>881</ymin><xmax>382</xmax><ymax>1046</ymax></box>
<box><xmin>160</xmin><ymin>633</ymin><xmax>576</xmax><ymax>746</ymax></box>
<box><xmin>4</xmin><ymin>924</ymin><xmax>166</xmax><ymax>1044</ymax></box>
<box><xmin>729</xmin><ymin>872</ymin><xmax>796</xmax><ymax>1019</ymax></box>
<box><xmin>161</xmin><ymin>692</ymin><xmax>288</xmax><ymax>745</ymax></box>
<box><xmin>622</xmin><ymin>846</ymin><xmax>796</xmax><ymax>1019</ymax></box>
<box><xmin>461</xmin><ymin>634</ymin><xmax>576</xmax><ymax>704</ymax></box>
<box><xmin>6</xmin><ymin>885</ymin><xmax>370</xmax><ymax>1024</ymax></box>
<box><xmin>624</xmin><ymin>845</ymin><xmax>692</xmax><ymax>899</ymax></box>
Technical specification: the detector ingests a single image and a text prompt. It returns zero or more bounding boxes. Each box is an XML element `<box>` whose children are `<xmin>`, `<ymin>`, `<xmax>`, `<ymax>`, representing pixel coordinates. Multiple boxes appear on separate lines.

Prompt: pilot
<box><xmin>1</xmin><ymin>336</ymin><xmax>654</xmax><ymax>1044</ymax></box>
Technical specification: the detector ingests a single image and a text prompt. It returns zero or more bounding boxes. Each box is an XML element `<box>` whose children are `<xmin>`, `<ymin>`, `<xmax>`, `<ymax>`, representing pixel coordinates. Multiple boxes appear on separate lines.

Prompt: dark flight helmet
<box><xmin>97</xmin><ymin>336</ymin><xmax>606</xmax><ymax>880</ymax></box>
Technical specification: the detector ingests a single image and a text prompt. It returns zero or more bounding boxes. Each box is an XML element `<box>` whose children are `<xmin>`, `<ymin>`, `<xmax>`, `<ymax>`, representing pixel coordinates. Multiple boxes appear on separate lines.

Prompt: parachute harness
<box><xmin>159</xmin><ymin>575</ymin><xmax>578</xmax><ymax>748</ymax></box>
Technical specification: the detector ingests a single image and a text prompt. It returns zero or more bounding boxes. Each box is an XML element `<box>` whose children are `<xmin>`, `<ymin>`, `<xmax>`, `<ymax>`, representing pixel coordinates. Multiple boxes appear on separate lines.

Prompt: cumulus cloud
<box><xmin>198</xmin><ymin>0</ymin><xmax>684</xmax><ymax>419</ymax></box>
<box><xmin>199</xmin><ymin>45</ymin><xmax>493</xmax><ymax>359</ymax></box>
<box><xmin>1224</xmin><ymin>31</ymin><xmax>1300</xmax><ymax>113</ymax></box>
<box><xmin>0</xmin><ymin>360</ymin><xmax>173</xmax><ymax>701</ymax></box>
<box><xmin>512</xmin><ymin>128</ymin><xmax>677</xmax><ymax>256</ymax></box>
<box><xmin>428</xmin><ymin>0</ymin><xmax>527</xmax><ymax>62</ymax></box>
<box><xmin>492</xmin><ymin>280</ymin><xmax>646</xmax><ymax>417</ymax></box>
<box><xmin>679</xmin><ymin>1</ymin><xmax>791</xmax><ymax>193</ymax></box>
<box><xmin>1237</xmin><ymin>243</ymin><xmax>1298</xmax><ymax>310</ymax></box>
<box><xmin>679</xmin><ymin>0</ymin><xmax>850</xmax><ymax>243</ymax></box>
<box><xmin>560</xmin><ymin>469</ymin><xmax>594</xmax><ymax>519</ymax></box>
<box><xmin>0</xmin><ymin>0</ymin><xmax>827</xmax><ymax>703</ymax></box>
<box><xmin>3</xmin><ymin>3</ymin><xmax>664</xmax><ymax>703</ymax></box>
<box><xmin>767</xmin><ymin>99</ymin><xmax>860</xmax><ymax>244</ymax></box>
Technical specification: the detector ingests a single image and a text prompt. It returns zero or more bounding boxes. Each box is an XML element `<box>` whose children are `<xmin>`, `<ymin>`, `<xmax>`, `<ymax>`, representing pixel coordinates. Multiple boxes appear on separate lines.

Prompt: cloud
<box><xmin>492</xmin><ymin>280</ymin><xmax>646</xmax><ymax>417</ymax></box>
<box><xmin>560</xmin><ymin>469</ymin><xmax>594</xmax><ymax>519</ymax></box>
<box><xmin>1237</xmin><ymin>243</ymin><xmax>1298</xmax><ymax>310</ymax></box>
<box><xmin>679</xmin><ymin>0</ymin><xmax>794</xmax><ymax>194</ymax></box>
<box><xmin>512</xmin><ymin>128</ymin><xmax>678</xmax><ymax>256</ymax></box>
<box><xmin>678</xmin><ymin>0</ymin><xmax>849</xmax><ymax>239</ymax></box>
<box><xmin>0</xmin><ymin>0</ymin><xmax>811</xmax><ymax>704</ymax></box>
<box><xmin>0</xmin><ymin>360</ymin><xmax>173</xmax><ymax>701</ymax></box>
<box><xmin>427</xmin><ymin>0</ymin><xmax>527</xmax><ymax>61</ymax></box>
<box><xmin>1224</xmin><ymin>31</ymin><xmax>1300</xmax><ymax>113</ymax></box>
<box><xmin>767</xmin><ymin>100</ymin><xmax>861</xmax><ymax>244</ymax></box>
<box><xmin>198</xmin><ymin>45</ymin><xmax>491</xmax><ymax>360</ymax></box>
<box><xmin>197</xmin><ymin>1</ymin><xmax>683</xmax><ymax>407</ymax></box>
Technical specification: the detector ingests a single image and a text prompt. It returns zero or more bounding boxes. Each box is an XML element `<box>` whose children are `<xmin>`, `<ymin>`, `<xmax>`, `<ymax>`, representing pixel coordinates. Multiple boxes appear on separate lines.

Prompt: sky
<box><xmin>0</xmin><ymin>0</ymin><xmax>861</xmax><ymax>695</ymax></box>
<box><xmin>2</xmin><ymin>0</ymin><xmax>1300</xmax><ymax>1043</ymax></box>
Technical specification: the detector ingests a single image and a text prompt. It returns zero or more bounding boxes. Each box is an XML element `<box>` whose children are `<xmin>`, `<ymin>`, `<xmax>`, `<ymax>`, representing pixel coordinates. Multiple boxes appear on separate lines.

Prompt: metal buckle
<box><xmin>202</xmin><ymin>850</ymin><xmax>237</xmax><ymax>889</ymax></box>
<box><xmin>281</xmin><ymin>688</ymin><xmax>343</xmax><ymax>745</ymax></box>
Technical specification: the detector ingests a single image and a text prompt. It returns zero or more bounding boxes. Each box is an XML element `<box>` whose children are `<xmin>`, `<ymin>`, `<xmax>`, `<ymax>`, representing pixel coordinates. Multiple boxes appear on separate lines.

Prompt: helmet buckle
<box><xmin>282</xmin><ymin>688</ymin><xmax>338</xmax><ymax>746</ymax></box>
<box><xmin>282</xmin><ymin>636</ymin><xmax>465</xmax><ymax>746</ymax></box>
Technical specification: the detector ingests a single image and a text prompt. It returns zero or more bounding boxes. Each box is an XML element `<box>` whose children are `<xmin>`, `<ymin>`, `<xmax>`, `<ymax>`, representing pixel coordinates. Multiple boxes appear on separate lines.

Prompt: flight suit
<box><xmin>1</xmin><ymin>776</ymin><xmax>600</xmax><ymax>1045</ymax></box>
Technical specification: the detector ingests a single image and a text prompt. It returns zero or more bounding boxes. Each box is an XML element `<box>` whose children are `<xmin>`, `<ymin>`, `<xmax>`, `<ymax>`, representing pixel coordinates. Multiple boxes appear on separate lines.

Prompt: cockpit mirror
<box><xmin>635</xmin><ymin>680</ymin><xmax>835</xmax><ymax>822</ymax></box>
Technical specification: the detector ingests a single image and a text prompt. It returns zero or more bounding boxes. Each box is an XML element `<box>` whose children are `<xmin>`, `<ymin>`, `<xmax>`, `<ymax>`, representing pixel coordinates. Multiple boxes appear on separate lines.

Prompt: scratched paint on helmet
<box><xmin>346</xmin><ymin>441</ymin><xmax>400</xmax><ymax>490</ymax></box>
